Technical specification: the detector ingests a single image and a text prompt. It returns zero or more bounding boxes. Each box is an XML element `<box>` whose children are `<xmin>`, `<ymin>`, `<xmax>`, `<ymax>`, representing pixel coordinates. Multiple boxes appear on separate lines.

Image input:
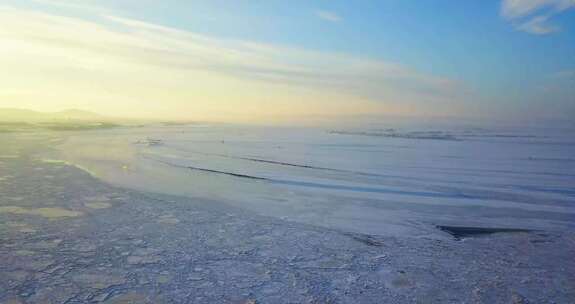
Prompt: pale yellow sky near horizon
<box><xmin>0</xmin><ymin>6</ymin><xmax>468</xmax><ymax>123</ymax></box>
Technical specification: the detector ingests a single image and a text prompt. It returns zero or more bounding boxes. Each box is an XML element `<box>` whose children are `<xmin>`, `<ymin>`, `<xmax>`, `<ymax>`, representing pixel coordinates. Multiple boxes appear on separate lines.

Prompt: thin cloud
<box><xmin>316</xmin><ymin>10</ymin><xmax>342</xmax><ymax>22</ymax></box>
<box><xmin>32</xmin><ymin>0</ymin><xmax>112</xmax><ymax>13</ymax></box>
<box><xmin>552</xmin><ymin>69</ymin><xmax>575</xmax><ymax>79</ymax></box>
<box><xmin>0</xmin><ymin>6</ymin><xmax>465</xmax><ymax>119</ymax></box>
<box><xmin>516</xmin><ymin>14</ymin><xmax>560</xmax><ymax>34</ymax></box>
<box><xmin>501</xmin><ymin>0</ymin><xmax>575</xmax><ymax>35</ymax></box>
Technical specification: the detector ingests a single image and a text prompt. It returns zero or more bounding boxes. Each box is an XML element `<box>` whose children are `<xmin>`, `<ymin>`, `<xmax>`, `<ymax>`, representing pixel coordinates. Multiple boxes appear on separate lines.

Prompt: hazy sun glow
<box><xmin>0</xmin><ymin>1</ymin><xmax>574</xmax><ymax>123</ymax></box>
<box><xmin>0</xmin><ymin>5</ymin><xmax>465</xmax><ymax>123</ymax></box>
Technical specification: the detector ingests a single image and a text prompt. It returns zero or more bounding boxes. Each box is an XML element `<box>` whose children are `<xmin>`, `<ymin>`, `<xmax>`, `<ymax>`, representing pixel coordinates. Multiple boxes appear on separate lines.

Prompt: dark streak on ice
<box><xmin>342</xmin><ymin>232</ymin><xmax>385</xmax><ymax>246</ymax></box>
<box><xmin>437</xmin><ymin>225</ymin><xmax>533</xmax><ymax>240</ymax></box>
<box><xmin>148</xmin><ymin>156</ymin><xmax>466</xmax><ymax>198</ymax></box>
<box><xmin>235</xmin><ymin>156</ymin><xmax>332</xmax><ymax>170</ymax></box>
<box><xmin>150</xmin><ymin>157</ymin><xmax>267</xmax><ymax>180</ymax></box>
<box><xmin>152</xmin><ymin>146</ymin><xmax>439</xmax><ymax>182</ymax></box>
<box><xmin>184</xmin><ymin>165</ymin><xmax>267</xmax><ymax>180</ymax></box>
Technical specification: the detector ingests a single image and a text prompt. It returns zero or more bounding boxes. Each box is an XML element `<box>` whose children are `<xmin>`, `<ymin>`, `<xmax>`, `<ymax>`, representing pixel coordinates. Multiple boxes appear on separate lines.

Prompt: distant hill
<box><xmin>51</xmin><ymin>109</ymin><xmax>105</xmax><ymax>121</ymax></box>
<box><xmin>0</xmin><ymin>108</ymin><xmax>106</xmax><ymax>122</ymax></box>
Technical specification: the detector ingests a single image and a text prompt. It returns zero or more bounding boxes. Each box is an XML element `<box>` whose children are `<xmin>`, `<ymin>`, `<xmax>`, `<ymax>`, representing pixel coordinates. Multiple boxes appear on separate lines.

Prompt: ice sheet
<box><xmin>52</xmin><ymin>123</ymin><xmax>575</xmax><ymax>237</ymax></box>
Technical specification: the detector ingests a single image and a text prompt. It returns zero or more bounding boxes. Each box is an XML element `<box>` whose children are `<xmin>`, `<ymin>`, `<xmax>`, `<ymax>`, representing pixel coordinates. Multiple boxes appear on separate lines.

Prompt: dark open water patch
<box><xmin>437</xmin><ymin>225</ymin><xmax>533</xmax><ymax>240</ymax></box>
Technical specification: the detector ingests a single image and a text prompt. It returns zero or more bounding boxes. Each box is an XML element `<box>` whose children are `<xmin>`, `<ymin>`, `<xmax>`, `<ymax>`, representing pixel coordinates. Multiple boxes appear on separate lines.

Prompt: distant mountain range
<box><xmin>0</xmin><ymin>108</ymin><xmax>107</xmax><ymax>122</ymax></box>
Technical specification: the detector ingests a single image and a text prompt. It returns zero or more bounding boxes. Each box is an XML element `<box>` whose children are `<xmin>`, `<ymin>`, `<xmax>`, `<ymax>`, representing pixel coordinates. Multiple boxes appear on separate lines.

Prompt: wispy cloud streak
<box><xmin>0</xmin><ymin>6</ymin><xmax>465</xmax><ymax>119</ymax></box>
<box><xmin>501</xmin><ymin>0</ymin><xmax>575</xmax><ymax>34</ymax></box>
<box><xmin>315</xmin><ymin>10</ymin><xmax>342</xmax><ymax>22</ymax></box>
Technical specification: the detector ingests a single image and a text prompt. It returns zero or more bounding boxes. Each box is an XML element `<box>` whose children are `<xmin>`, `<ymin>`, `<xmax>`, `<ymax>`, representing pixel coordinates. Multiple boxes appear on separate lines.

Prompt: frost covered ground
<box><xmin>1</xmin><ymin>125</ymin><xmax>574</xmax><ymax>303</ymax></box>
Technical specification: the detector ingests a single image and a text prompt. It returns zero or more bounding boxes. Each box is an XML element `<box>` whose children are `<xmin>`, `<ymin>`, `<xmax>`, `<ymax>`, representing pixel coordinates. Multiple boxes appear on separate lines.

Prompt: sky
<box><xmin>0</xmin><ymin>0</ymin><xmax>574</xmax><ymax>124</ymax></box>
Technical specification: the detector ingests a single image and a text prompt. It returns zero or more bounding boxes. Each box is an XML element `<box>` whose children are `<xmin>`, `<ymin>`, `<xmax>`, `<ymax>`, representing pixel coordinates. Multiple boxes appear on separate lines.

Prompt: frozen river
<box><xmin>53</xmin><ymin>123</ymin><xmax>575</xmax><ymax>237</ymax></box>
